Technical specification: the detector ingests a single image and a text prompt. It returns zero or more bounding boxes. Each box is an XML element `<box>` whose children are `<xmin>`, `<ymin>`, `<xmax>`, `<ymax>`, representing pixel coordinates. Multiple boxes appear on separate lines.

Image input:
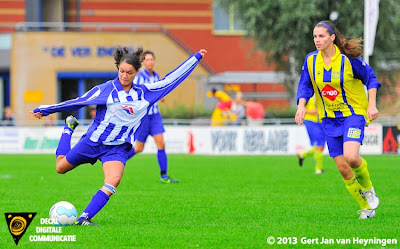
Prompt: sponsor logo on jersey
<box><xmin>321</xmin><ymin>84</ymin><xmax>340</xmax><ymax>101</ymax></box>
<box><xmin>348</xmin><ymin>128</ymin><xmax>361</xmax><ymax>139</ymax></box>
<box><xmin>122</xmin><ymin>105</ymin><xmax>134</xmax><ymax>115</ymax></box>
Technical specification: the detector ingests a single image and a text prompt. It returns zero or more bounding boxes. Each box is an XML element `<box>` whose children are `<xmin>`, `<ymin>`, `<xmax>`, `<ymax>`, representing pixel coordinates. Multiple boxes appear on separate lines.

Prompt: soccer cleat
<box><xmin>315</xmin><ymin>169</ymin><xmax>324</xmax><ymax>174</ymax></box>
<box><xmin>364</xmin><ymin>187</ymin><xmax>379</xmax><ymax>210</ymax></box>
<box><xmin>160</xmin><ymin>176</ymin><xmax>179</xmax><ymax>184</ymax></box>
<box><xmin>297</xmin><ymin>154</ymin><xmax>304</xmax><ymax>167</ymax></box>
<box><xmin>75</xmin><ymin>218</ymin><xmax>98</xmax><ymax>226</ymax></box>
<box><xmin>357</xmin><ymin>209</ymin><xmax>376</xmax><ymax>219</ymax></box>
<box><xmin>65</xmin><ymin>115</ymin><xmax>80</xmax><ymax>131</ymax></box>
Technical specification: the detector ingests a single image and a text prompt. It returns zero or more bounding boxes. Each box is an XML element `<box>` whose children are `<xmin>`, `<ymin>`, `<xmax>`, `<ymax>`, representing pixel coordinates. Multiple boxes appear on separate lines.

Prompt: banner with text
<box><xmin>0</xmin><ymin>125</ymin><xmax>382</xmax><ymax>155</ymax></box>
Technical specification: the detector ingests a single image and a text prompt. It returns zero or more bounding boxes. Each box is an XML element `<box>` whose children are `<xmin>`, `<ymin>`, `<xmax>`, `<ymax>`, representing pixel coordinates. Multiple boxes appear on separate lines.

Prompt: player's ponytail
<box><xmin>316</xmin><ymin>20</ymin><xmax>362</xmax><ymax>59</ymax></box>
<box><xmin>114</xmin><ymin>46</ymin><xmax>144</xmax><ymax>71</ymax></box>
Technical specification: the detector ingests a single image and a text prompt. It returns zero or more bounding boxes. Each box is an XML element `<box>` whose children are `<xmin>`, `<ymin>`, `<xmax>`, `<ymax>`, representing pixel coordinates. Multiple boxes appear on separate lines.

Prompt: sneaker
<box><xmin>357</xmin><ymin>209</ymin><xmax>376</xmax><ymax>219</ymax></box>
<box><xmin>75</xmin><ymin>218</ymin><xmax>98</xmax><ymax>226</ymax></box>
<box><xmin>65</xmin><ymin>115</ymin><xmax>80</xmax><ymax>131</ymax></box>
<box><xmin>297</xmin><ymin>154</ymin><xmax>304</xmax><ymax>167</ymax></box>
<box><xmin>364</xmin><ymin>187</ymin><xmax>379</xmax><ymax>210</ymax></box>
<box><xmin>315</xmin><ymin>169</ymin><xmax>324</xmax><ymax>174</ymax></box>
<box><xmin>160</xmin><ymin>176</ymin><xmax>179</xmax><ymax>184</ymax></box>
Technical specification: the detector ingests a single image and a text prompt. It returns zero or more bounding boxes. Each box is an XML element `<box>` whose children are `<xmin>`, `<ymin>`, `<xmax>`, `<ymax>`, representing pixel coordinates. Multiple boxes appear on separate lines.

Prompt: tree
<box><xmin>217</xmin><ymin>0</ymin><xmax>400</xmax><ymax>102</ymax></box>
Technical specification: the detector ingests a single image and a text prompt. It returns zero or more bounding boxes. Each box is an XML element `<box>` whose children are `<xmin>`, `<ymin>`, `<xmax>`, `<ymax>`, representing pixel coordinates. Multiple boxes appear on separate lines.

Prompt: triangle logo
<box><xmin>4</xmin><ymin>212</ymin><xmax>36</xmax><ymax>245</ymax></box>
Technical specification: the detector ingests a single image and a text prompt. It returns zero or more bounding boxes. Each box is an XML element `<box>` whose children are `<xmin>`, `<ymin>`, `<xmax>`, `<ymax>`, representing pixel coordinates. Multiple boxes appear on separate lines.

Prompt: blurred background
<box><xmin>0</xmin><ymin>0</ymin><xmax>399</xmax><ymax>154</ymax></box>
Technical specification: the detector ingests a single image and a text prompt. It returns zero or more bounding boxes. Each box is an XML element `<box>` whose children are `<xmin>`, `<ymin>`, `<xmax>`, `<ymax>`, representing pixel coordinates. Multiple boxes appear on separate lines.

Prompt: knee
<box><xmin>135</xmin><ymin>146</ymin><xmax>144</xmax><ymax>153</ymax></box>
<box><xmin>157</xmin><ymin>141</ymin><xmax>165</xmax><ymax>150</ymax></box>
<box><xmin>344</xmin><ymin>154</ymin><xmax>360</xmax><ymax>167</ymax></box>
<box><xmin>135</xmin><ymin>143</ymin><xmax>144</xmax><ymax>153</ymax></box>
<box><xmin>55</xmin><ymin>164</ymin><xmax>66</xmax><ymax>174</ymax></box>
<box><xmin>105</xmin><ymin>176</ymin><xmax>122</xmax><ymax>187</ymax></box>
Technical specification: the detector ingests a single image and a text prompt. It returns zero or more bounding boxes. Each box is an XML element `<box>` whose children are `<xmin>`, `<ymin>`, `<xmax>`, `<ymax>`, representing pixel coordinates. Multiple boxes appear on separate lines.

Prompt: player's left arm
<box><xmin>141</xmin><ymin>49</ymin><xmax>206</xmax><ymax>105</ymax></box>
<box><xmin>350</xmin><ymin>58</ymin><xmax>381</xmax><ymax>121</ymax></box>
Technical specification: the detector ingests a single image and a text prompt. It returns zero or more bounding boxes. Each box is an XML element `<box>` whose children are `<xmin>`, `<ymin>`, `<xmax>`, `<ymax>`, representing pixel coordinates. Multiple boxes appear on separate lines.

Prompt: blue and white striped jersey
<box><xmin>34</xmin><ymin>52</ymin><xmax>202</xmax><ymax>146</ymax></box>
<box><xmin>133</xmin><ymin>69</ymin><xmax>160</xmax><ymax>115</ymax></box>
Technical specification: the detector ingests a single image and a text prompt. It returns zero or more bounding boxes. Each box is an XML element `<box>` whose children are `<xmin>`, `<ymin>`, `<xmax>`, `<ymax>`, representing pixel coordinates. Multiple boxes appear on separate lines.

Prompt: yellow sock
<box><xmin>314</xmin><ymin>150</ymin><xmax>323</xmax><ymax>170</ymax></box>
<box><xmin>301</xmin><ymin>146</ymin><xmax>315</xmax><ymax>159</ymax></box>
<box><xmin>352</xmin><ymin>158</ymin><xmax>372</xmax><ymax>191</ymax></box>
<box><xmin>343</xmin><ymin>176</ymin><xmax>369</xmax><ymax>209</ymax></box>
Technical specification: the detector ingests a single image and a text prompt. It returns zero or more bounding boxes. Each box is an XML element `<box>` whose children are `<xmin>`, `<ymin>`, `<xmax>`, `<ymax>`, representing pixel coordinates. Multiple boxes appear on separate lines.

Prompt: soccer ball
<box><xmin>49</xmin><ymin>201</ymin><xmax>78</xmax><ymax>226</ymax></box>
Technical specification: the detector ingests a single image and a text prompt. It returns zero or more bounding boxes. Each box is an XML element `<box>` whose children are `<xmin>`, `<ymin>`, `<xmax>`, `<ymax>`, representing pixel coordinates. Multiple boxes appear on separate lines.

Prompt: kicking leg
<box><xmin>76</xmin><ymin>161</ymin><xmax>125</xmax><ymax>225</ymax></box>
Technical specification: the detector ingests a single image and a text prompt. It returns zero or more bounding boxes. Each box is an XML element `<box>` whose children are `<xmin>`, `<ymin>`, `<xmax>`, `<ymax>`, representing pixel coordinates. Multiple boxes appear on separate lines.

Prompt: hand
<box><xmin>367</xmin><ymin>104</ymin><xmax>379</xmax><ymax>121</ymax></box>
<box><xmin>29</xmin><ymin>110</ymin><xmax>43</xmax><ymax>119</ymax></box>
<box><xmin>199</xmin><ymin>49</ymin><xmax>207</xmax><ymax>57</ymax></box>
<box><xmin>295</xmin><ymin>105</ymin><xmax>306</xmax><ymax>125</ymax></box>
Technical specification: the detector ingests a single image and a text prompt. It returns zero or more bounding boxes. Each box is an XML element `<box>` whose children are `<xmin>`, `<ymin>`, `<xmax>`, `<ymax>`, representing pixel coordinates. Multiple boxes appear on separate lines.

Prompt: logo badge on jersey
<box><xmin>347</xmin><ymin>128</ymin><xmax>361</xmax><ymax>139</ymax></box>
<box><xmin>321</xmin><ymin>84</ymin><xmax>340</xmax><ymax>101</ymax></box>
<box><xmin>122</xmin><ymin>105</ymin><xmax>134</xmax><ymax>115</ymax></box>
<box><xmin>332</xmin><ymin>72</ymin><xmax>340</xmax><ymax>79</ymax></box>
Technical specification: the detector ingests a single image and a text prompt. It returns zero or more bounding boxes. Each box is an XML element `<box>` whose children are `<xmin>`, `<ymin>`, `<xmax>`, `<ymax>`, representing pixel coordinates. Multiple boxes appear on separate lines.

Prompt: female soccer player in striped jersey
<box><xmin>30</xmin><ymin>47</ymin><xmax>207</xmax><ymax>225</ymax></box>
<box><xmin>295</xmin><ymin>20</ymin><xmax>380</xmax><ymax>219</ymax></box>
<box><xmin>127</xmin><ymin>50</ymin><xmax>178</xmax><ymax>184</ymax></box>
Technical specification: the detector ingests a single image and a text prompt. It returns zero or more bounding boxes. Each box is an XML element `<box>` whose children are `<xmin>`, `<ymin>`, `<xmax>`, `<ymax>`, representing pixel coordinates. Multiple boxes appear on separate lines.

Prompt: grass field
<box><xmin>0</xmin><ymin>154</ymin><xmax>399</xmax><ymax>248</ymax></box>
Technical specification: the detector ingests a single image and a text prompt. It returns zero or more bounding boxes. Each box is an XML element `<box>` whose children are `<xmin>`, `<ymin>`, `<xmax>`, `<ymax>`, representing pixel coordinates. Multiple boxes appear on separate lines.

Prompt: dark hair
<box><xmin>114</xmin><ymin>46</ymin><xmax>144</xmax><ymax>71</ymax></box>
<box><xmin>211</xmin><ymin>88</ymin><xmax>217</xmax><ymax>95</ymax></box>
<box><xmin>142</xmin><ymin>50</ymin><xmax>155</xmax><ymax>61</ymax></box>
<box><xmin>315</xmin><ymin>20</ymin><xmax>362</xmax><ymax>58</ymax></box>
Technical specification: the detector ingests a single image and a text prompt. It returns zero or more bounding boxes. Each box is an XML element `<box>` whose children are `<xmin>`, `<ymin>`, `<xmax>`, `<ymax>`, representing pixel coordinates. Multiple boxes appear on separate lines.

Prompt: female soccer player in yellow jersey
<box><xmin>295</xmin><ymin>20</ymin><xmax>380</xmax><ymax>219</ymax></box>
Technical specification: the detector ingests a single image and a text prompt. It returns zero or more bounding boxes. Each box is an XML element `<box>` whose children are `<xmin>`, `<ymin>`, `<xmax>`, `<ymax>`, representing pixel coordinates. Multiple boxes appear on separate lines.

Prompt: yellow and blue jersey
<box><xmin>297</xmin><ymin>45</ymin><xmax>381</xmax><ymax>121</ymax></box>
<box><xmin>304</xmin><ymin>95</ymin><xmax>319</xmax><ymax>122</ymax></box>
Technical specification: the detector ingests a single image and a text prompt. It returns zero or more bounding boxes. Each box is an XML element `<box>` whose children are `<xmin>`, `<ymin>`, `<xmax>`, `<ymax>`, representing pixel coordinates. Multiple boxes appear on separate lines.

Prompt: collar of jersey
<box><xmin>316</xmin><ymin>44</ymin><xmax>341</xmax><ymax>66</ymax></box>
<box><xmin>143</xmin><ymin>69</ymin><xmax>158</xmax><ymax>78</ymax></box>
<box><xmin>113</xmin><ymin>77</ymin><xmax>134</xmax><ymax>94</ymax></box>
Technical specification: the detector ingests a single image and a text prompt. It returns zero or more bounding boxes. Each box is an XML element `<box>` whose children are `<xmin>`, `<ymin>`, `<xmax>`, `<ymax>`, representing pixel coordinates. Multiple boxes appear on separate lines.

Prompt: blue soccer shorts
<box><xmin>304</xmin><ymin>120</ymin><xmax>326</xmax><ymax>147</ymax></box>
<box><xmin>66</xmin><ymin>136</ymin><xmax>132</xmax><ymax>166</ymax></box>
<box><xmin>136</xmin><ymin>113</ymin><xmax>165</xmax><ymax>143</ymax></box>
<box><xmin>322</xmin><ymin>115</ymin><xmax>366</xmax><ymax>157</ymax></box>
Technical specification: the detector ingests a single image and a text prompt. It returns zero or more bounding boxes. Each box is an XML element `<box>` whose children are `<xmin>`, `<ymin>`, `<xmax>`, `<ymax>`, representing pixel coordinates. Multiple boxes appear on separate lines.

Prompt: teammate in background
<box><xmin>30</xmin><ymin>47</ymin><xmax>207</xmax><ymax>225</ymax></box>
<box><xmin>207</xmin><ymin>88</ymin><xmax>236</xmax><ymax>126</ymax></box>
<box><xmin>295</xmin><ymin>20</ymin><xmax>380</xmax><ymax>219</ymax></box>
<box><xmin>297</xmin><ymin>95</ymin><xmax>325</xmax><ymax>174</ymax></box>
<box><xmin>126</xmin><ymin>50</ymin><xmax>177</xmax><ymax>184</ymax></box>
<box><xmin>1</xmin><ymin>106</ymin><xmax>15</xmax><ymax>126</ymax></box>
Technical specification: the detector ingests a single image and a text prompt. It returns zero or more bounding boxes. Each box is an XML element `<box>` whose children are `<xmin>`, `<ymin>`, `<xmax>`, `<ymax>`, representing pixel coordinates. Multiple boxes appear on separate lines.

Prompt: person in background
<box><xmin>231</xmin><ymin>92</ymin><xmax>246</xmax><ymax>126</ymax></box>
<box><xmin>207</xmin><ymin>88</ymin><xmax>236</xmax><ymax>126</ymax></box>
<box><xmin>127</xmin><ymin>50</ymin><xmax>178</xmax><ymax>184</ymax></box>
<box><xmin>297</xmin><ymin>95</ymin><xmax>325</xmax><ymax>174</ymax></box>
<box><xmin>1</xmin><ymin>106</ymin><xmax>15</xmax><ymax>126</ymax></box>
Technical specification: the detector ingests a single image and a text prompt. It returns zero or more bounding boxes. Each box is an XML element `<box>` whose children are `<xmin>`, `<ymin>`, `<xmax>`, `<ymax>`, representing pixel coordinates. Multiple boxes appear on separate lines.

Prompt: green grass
<box><xmin>0</xmin><ymin>154</ymin><xmax>399</xmax><ymax>248</ymax></box>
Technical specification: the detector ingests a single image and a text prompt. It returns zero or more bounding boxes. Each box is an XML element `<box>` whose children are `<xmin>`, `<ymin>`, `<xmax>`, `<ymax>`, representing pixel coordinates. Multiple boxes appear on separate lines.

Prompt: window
<box><xmin>57</xmin><ymin>72</ymin><xmax>117</xmax><ymax>120</ymax></box>
<box><xmin>213</xmin><ymin>1</ymin><xmax>245</xmax><ymax>35</ymax></box>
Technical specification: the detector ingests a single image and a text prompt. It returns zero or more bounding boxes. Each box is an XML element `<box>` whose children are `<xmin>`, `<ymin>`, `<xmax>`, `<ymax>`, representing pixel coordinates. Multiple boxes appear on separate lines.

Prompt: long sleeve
<box><xmin>350</xmin><ymin>57</ymin><xmax>381</xmax><ymax>90</ymax></box>
<box><xmin>296</xmin><ymin>57</ymin><xmax>315</xmax><ymax>105</ymax></box>
<box><xmin>140</xmin><ymin>52</ymin><xmax>202</xmax><ymax>105</ymax></box>
<box><xmin>33</xmin><ymin>85</ymin><xmax>108</xmax><ymax>116</ymax></box>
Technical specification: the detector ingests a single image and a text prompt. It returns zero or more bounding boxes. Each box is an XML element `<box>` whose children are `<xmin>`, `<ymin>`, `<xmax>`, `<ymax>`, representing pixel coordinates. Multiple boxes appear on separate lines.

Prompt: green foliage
<box><xmin>159</xmin><ymin>104</ymin><xmax>214</xmax><ymax>119</ymax></box>
<box><xmin>217</xmin><ymin>0</ymin><xmax>400</xmax><ymax>96</ymax></box>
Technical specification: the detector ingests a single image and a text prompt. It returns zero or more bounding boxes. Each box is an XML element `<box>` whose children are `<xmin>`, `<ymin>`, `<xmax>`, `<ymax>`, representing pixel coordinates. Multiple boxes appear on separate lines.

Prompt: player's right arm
<box><xmin>295</xmin><ymin>56</ymin><xmax>314</xmax><ymax>125</ymax></box>
<box><xmin>30</xmin><ymin>85</ymin><xmax>108</xmax><ymax>119</ymax></box>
